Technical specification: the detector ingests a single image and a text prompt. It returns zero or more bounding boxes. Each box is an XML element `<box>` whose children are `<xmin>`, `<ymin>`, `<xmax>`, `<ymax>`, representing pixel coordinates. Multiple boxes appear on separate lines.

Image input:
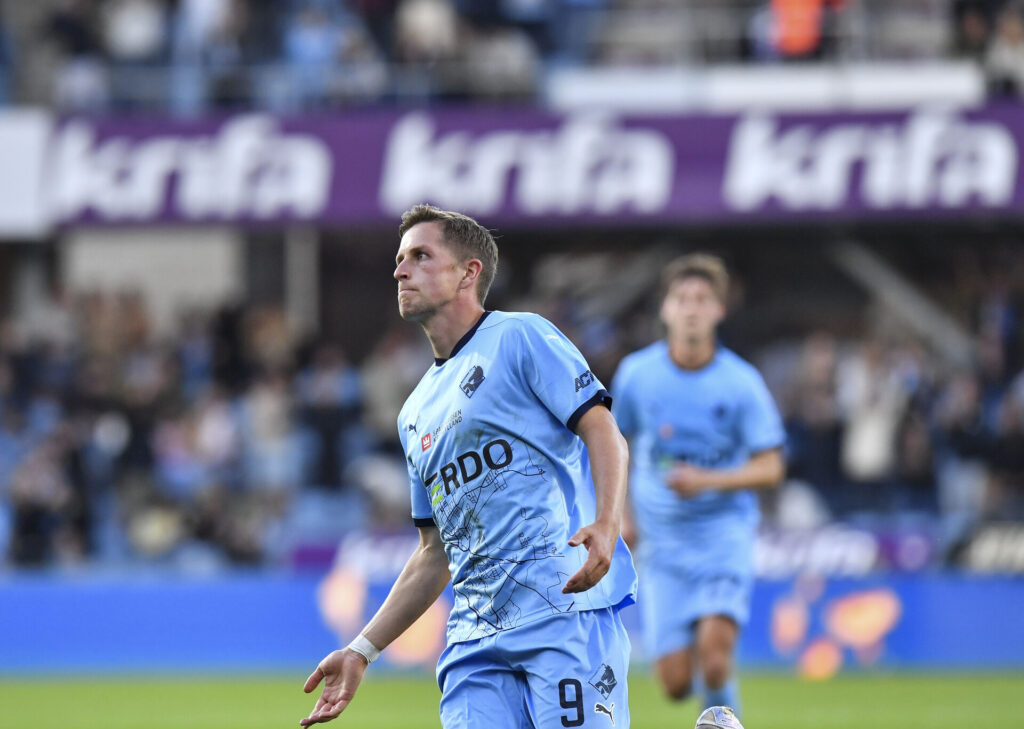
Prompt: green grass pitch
<box><xmin>2</xmin><ymin>673</ymin><xmax>1022</xmax><ymax>729</ymax></box>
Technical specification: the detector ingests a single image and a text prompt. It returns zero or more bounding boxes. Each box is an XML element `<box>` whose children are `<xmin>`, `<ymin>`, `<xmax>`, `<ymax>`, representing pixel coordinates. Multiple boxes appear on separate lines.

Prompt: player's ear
<box><xmin>712</xmin><ymin>296</ymin><xmax>727</xmax><ymax>323</ymax></box>
<box><xmin>658</xmin><ymin>294</ymin><xmax>672</xmax><ymax>329</ymax></box>
<box><xmin>460</xmin><ymin>259</ymin><xmax>483</xmax><ymax>292</ymax></box>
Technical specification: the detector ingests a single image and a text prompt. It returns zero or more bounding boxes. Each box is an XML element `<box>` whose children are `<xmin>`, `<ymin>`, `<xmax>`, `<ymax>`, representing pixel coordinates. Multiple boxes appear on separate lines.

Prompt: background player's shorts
<box><xmin>437</xmin><ymin>606</ymin><xmax>630</xmax><ymax>729</ymax></box>
<box><xmin>640</xmin><ymin>561</ymin><xmax>753</xmax><ymax>660</ymax></box>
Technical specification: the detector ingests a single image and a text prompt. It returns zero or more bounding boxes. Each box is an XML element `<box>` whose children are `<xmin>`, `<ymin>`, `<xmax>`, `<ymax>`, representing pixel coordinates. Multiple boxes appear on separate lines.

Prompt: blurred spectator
<box><xmin>44</xmin><ymin>0</ymin><xmax>110</xmax><ymax>111</ymax></box>
<box><xmin>785</xmin><ymin>333</ymin><xmax>843</xmax><ymax>512</ymax></box>
<box><xmin>750</xmin><ymin>0</ymin><xmax>849</xmax><ymax>62</ymax></box>
<box><xmin>172</xmin><ymin>0</ymin><xmax>234</xmax><ymax>60</ymax></box>
<box><xmin>361</xmin><ymin>325</ymin><xmax>432</xmax><ymax>450</ymax></box>
<box><xmin>986</xmin><ymin>2</ymin><xmax>1024</xmax><ymax>97</ymax></box>
<box><xmin>988</xmin><ymin>394</ymin><xmax>1024</xmax><ymax>519</ymax></box>
<box><xmin>838</xmin><ymin>340</ymin><xmax>908</xmax><ymax>489</ymax></box>
<box><xmin>7</xmin><ymin>431</ymin><xmax>89</xmax><ymax>566</ymax></box>
<box><xmin>893</xmin><ymin>407</ymin><xmax>938</xmax><ymax>514</ymax></box>
<box><xmin>240</xmin><ymin>369</ymin><xmax>301</xmax><ymax>494</ymax></box>
<box><xmin>296</xmin><ymin>343</ymin><xmax>363</xmax><ymax>488</ymax></box>
<box><xmin>393</xmin><ymin>0</ymin><xmax>458</xmax><ymax>65</ymax></box>
<box><xmin>101</xmin><ymin>0</ymin><xmax>169</xmax><ymax>64</ymax></box>
<box><xmin>953</xmin><ymin>3</ymin><xmax>991</xmax><ymax>61</ymax></box>
<box><xmin>170</xmin><ymin>0</ymin><xmax>252</xmax><ymax>113</ymax></box>
<box><xmin>349</xmin><ymin>0</ymin><xmax>398</xmax><ymax>56</ymax></box>
<box><xmin>934</xmin><ymin>371</ymin><xmax>990</xmax><ymax>536</ymax></box>
<box><xmin>594</xmin><ymin>5</ymin><xmax>691</xmax><ymax>66</ymax></box>
<box><xmin>279</xmin><ymin>3</ymin><xmax>385</xmax><ymax>108</ymax></box>
<box><xmin>0</xmin><ymin>13</ymin><xmax>12</xmax><ymax>105</ymax></box>
<box><xmin>283</xmin><ymin>4</ymin><xmax>345</xmax><ymax>105</ymax></box>
<box><xmin>463</xmin><ymin>24</ymin><xmax>538</xmax><ymax>99</ymax></box>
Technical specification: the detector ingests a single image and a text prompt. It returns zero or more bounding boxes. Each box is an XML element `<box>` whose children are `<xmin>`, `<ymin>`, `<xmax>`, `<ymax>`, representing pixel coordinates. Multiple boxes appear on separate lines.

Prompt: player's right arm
<box><xmin>300</xmin><ymin>525</ymin><xmax>449</xmax><ymax>726</ymax></box>
<box><xmin>610</xmin><ymin>358</ymin><xmax>639</xmax><ymax>549</ymax></box>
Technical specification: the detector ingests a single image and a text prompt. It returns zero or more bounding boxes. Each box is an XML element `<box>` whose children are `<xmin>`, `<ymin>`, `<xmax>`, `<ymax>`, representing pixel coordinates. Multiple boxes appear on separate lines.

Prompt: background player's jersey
<box><xmin>611</xmin><ymin>341</ymin><xmax>784</xmax><ymax>572</ymax></box>
<box><xmin>399</xmin><ymin>311</ymin><xmax>637</xmax><ymax>645</ymax></box>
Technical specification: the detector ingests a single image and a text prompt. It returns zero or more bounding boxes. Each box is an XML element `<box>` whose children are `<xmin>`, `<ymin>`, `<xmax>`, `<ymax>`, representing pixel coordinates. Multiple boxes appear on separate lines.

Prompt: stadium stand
<box><xmin>0</xmin><ymin>0</ymin><xmax>1022</xmax><ymax>591</ymax></box>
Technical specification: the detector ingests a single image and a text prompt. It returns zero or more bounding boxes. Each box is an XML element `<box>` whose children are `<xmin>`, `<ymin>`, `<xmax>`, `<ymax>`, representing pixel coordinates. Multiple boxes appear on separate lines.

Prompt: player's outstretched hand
<box><xmin>563</xmin><ymin>521</ymin><xmax>617</xmax><ymax>593</ymax></box>
<box><xmin>300</xmin><ymin>649</ymin><xmax>368</xmax><ymax>726</ymax></box>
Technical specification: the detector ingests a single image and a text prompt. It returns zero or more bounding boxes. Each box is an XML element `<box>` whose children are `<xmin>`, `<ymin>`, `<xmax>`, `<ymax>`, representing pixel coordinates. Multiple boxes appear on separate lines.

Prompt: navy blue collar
<box><xmin>434</xmin><ymin>311</ymin><xmax>491</xmax><ymax>366</ymax></box>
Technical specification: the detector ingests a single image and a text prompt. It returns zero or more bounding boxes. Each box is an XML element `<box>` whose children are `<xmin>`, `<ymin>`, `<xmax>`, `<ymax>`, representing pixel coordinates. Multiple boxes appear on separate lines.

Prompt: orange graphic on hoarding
<box><xmin>770</xmin><ymin>595</ymin><xmax>809</xmax><ymax>656</ymax></box>
<box><xmin>825</xmin><ymin>589</ymin><xmax>902</xmax><ymax>650</ymax></box>
<box><xmin>318</xmin><ymin>568</ymin><xmax>367</xmax><ymax>637</ymax></box>
<box><xmin>770</xmin><ymin>583</ymin><xmax>903</xmax><ymax>679</ymax></box>
<box><xmin>798</xmin><ymin>637</ymin><xmax>842</xmax><ymax>680</ymax></box>
<box><xmin>387</xmin><ymin>600</ymin><xmax>448</xmax><ymax>667</ymax></box>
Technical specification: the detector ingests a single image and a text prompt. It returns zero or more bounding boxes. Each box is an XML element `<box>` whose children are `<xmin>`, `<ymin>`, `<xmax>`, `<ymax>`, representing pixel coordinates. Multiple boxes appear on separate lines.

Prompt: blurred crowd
<box><xmin>957</xmin><ymin>0</ymin><xmax>1024</xmax><ymax>97</ymax></box>
<box><xmin>3</xmin><ymin>245</ymin><xmax>1024</xmax><ymax>571</ymax></box>
<box><xmin>0</xmin><ymin>289</ymin><xmax>434</xmax><ymax>569</ymax></box>
<box><xmin>754</xmin><ymin>249</ymin><xmax>1024</xmax><ymax>546</ymax></box>
<box><xmin>1</xmin><ymin>0</ymin><xmax>1023</xmax><ymax>112</ymax></box>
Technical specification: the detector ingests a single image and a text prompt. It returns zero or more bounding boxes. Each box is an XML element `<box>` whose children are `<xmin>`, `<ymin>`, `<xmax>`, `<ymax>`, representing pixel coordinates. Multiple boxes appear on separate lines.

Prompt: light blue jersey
<box><xmin>400</xmin><ymin>311</ymin><xmax>637</xmax><ymax>646</ymax></box>
<box><xmin>612</xmin><ymin>341</ymin><xmax>784</xmax><ymax>566</ymax></box>
<box><xmin>612</xmin><ymin>341</ymin><xmax>783</xmax><ymax>657</ymax></box>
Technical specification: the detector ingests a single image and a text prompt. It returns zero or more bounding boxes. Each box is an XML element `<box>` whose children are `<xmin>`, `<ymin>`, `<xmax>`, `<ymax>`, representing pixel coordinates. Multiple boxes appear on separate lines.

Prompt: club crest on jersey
<box><xmin>421</xmin><ymin>433</ymin><xmax>432</xmax><ymax>451</ymax></box>
<box><xmin>460</xmin><ymin>365</ymin><xmax>485</xmax><ymax>398</ymax></box>
<box><xmin>589</xmin><ymin>664</ymin><xmax>617</xmax><ymax>699</ymax></box>
<box><xmin>574</xmin><ymin>370</ymin><xmax>595</xmax><ymax>392</ymax></box>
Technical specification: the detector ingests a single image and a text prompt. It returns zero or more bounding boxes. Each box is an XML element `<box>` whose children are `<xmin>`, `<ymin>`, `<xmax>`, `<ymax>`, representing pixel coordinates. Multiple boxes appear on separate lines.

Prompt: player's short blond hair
<box><xmin>661</xmin><ymin>253</ymin><xmax>729</xmax><ymax>302</ymax></box>
<box><xmin>399</xmin><ymin>204</ymin><xmax>499</xmax><ymax>305</ymax></box>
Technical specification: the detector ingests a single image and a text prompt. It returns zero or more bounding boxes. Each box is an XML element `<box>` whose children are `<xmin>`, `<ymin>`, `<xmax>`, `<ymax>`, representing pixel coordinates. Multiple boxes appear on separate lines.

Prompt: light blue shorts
<box><xmin>437</xmin><ymin>606</ymin><xmax>630</xmax><ymax>729</ymax></box>
<box><xmin>640</xmin><ymin>563</ymin><xmax>752</xmax><ymax>660</ymax></box>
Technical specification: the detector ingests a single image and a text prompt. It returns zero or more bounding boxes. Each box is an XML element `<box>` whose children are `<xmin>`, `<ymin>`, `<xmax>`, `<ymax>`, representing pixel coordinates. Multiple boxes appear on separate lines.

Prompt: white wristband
<box><xmin>347</xmin><ymin>634</ymin><xmax>381</xmax><ymax>664</ymax></box>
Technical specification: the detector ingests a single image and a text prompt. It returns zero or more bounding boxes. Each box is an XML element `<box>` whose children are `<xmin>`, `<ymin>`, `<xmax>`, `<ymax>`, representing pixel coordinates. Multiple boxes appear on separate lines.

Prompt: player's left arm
<box><xmin>669</xmin><ymin>365</ymin><xmax>786</xmax><ymax>497</ymax></box>
<box><xmin>563</xmin><ymin>404</ymin><xmax>629</xmax><ymax>594</ymax></box>
<box><xmin>667</xmin><ymin>447</ymin><xmax>785</xmax><ymax>497</ymax></box>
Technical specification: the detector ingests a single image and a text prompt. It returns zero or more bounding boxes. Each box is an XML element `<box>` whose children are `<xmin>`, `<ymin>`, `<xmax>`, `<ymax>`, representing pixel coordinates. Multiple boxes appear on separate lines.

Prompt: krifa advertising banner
<box><xmin>2</xmin><ymin>105</ymin><xmax>1024</xmax><ymax>234</ymax></box>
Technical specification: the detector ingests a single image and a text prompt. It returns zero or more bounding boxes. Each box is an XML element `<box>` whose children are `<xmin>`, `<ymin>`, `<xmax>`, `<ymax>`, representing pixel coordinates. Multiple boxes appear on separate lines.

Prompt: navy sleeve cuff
<box><xmin>567</xmin><ymin>389</ymin><xmax>612</xmax><ymax>433</ymax></box>
<box><xmin>413</xmin><ymin>517</ymin><xmax>437</xmax><ymax>527</ymax></box>
<box><xmin>749</xmin><ymin>442</ymin><xmax>786</xmax><ymax>455</ymax></box>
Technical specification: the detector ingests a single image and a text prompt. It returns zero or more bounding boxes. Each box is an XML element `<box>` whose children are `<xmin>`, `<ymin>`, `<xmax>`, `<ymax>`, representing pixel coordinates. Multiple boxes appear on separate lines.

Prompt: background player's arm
<box><xmin>301</xmin><ymin>525</ymin><xmax>449</xmax><ymax>725</ymax></box>
<box><xmin>563</xmin><ymin>404</ymin><xmax>629</xmax><ymax>594</ymax></box>
<box><xmin>667</xmin><ymin>447</ymin><xmax>785</xmax><ymax>497</ymax></box>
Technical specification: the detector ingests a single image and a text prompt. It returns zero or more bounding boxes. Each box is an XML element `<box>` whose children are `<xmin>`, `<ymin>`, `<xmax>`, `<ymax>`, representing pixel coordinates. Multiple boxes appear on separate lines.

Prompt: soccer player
<box><xmin>301</xmin><ymin>205</ymin><xmax>637</xmax><ymax>728</ymax></box>
<box><xmin>611</xmin><ymin>254</ymin><xmax>785</xmax><ymax>717</ymax></box>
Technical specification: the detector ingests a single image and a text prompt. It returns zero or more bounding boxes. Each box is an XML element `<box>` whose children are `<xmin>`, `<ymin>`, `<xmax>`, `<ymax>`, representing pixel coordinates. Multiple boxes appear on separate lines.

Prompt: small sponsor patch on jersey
<box><xmin>574</xmin><ymin>370</ymin><xmax>595</xmax><ymax>392</ymax></box>
<box><xmin>594</xmin><ymin>702</ymin><xmax>615</xmax><ymax>726</ymax></box>
<box><xmin>460</xmin><ymin>365</ymin><xmax>485</xmax><ymax>398</ymax></box>
<box><xmin>443</xmin><ymin>409</ymin><xmax>462</xmax><ymax>432</ymax></box>
<box><xmin>421</xmin><ymin>433</ymin><xmax>432</xmax><ymax>451</ymax></box>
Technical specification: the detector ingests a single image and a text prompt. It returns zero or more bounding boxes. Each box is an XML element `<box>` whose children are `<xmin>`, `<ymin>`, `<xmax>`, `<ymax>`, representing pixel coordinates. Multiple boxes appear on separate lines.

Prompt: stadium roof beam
<box><xmin>829</xmin><ymin>240</ymin><xmax>974</xmax><ymax>367</ymax></box>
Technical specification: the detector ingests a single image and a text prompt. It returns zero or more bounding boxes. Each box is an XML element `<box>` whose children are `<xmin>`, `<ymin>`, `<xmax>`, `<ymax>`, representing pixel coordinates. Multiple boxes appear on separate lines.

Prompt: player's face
<box><xmin>660</xmin><ymin>276</ymin><xmax>725</xmax><ymax>344</ymax></box>
<box><xmin>394</xmin><ymin>222</ymin><xmax>467</xmax><ymax>322</ymax></box>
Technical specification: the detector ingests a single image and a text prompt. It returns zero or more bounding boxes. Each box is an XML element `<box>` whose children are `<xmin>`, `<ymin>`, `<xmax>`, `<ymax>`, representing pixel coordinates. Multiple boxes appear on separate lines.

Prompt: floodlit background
<box><xmin>1</xmin><ymin>1</ymin><xmax>1023</xmax><ymax>727</ymax></box>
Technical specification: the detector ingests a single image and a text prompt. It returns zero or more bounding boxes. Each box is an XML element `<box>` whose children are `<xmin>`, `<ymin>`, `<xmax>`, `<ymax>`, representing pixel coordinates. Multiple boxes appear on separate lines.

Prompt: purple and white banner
<box><xmin>2</xmin><ymin>105</ymin><xmax>1023</xmax><ymax>234</ymax></box>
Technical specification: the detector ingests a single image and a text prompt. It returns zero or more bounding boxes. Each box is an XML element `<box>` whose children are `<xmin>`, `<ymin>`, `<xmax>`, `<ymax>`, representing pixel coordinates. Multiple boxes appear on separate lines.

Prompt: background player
<box><xmin>301</xmin><ymin>205</ymin><xmax>637</xmax><ymax>728</ymax></box>
<box><xmin>611</xmin><ymin>254</ymin><xmax>785</xmax><ymax>717</ymax></box>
